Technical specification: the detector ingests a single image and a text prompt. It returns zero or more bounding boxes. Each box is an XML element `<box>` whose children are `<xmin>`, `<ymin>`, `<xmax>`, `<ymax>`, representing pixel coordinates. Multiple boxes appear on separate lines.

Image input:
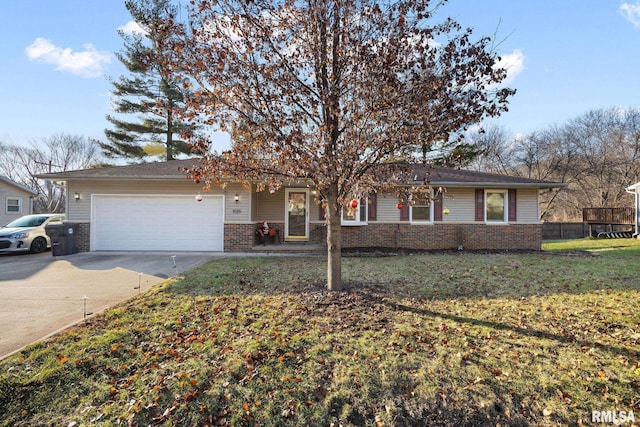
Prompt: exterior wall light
<box><xmin>234</xmin><ymin>194</ymin><xmax>239</xmax><ymax>203</ymax></box>
<box><xmin>74</xmin><ymin>192</ymin><xmax>80</xmax><ymax>201</ymax></box>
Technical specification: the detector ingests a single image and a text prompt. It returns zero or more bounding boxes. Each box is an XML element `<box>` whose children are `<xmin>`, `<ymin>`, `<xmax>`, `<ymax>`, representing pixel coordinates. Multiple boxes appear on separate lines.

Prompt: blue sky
<box><xmin>1</xmin><ymin>0</ymin><xmax>639</xmax><ymax>150</ymax></box>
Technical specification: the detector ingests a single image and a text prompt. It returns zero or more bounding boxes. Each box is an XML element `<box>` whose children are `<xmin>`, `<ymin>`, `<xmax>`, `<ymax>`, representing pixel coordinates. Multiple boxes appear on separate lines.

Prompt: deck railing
<box><xmin>582</xmin><ymin>207</ymin><xmax>635</xmax><ymax>224</ymax></box>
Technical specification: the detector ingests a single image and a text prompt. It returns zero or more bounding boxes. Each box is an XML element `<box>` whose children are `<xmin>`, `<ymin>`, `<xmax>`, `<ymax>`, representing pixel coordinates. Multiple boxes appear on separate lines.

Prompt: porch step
<box><xmin>250</xmin><ymin>243</ymin><xmax>326</xmax><ymax>254</ymax></box>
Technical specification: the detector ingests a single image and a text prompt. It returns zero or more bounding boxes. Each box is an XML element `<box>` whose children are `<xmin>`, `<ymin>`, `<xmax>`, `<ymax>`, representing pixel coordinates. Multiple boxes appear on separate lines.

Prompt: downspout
<box><xmin>625</xmin><ymin>185</ymin><xmax>639</xmax><ymax>237</ymax></box>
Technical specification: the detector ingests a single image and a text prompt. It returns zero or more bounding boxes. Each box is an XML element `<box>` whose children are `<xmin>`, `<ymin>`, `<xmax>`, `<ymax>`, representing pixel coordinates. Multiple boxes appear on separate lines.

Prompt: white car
<box><xmin>0</xmin><ymin>214</ymin><xmax>65</xmax><ymax>254</ymax></box>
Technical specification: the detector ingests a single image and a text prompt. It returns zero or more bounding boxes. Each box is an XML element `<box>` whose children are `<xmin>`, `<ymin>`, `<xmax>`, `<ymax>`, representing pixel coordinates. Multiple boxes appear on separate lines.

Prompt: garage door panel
<box><xmin>92</xmin><ymin>195</ymin><xmax>224</xmax><ymax>251</ymax></box>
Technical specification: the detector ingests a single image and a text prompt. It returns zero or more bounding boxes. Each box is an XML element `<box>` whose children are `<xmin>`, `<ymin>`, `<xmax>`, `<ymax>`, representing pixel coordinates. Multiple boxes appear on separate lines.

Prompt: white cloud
<box><xmin>25</xmin><ymin>37</ymin><xmax>111</xmax><ymax>78</ymax></box>
<box><xmin>118</xmin><ymin>20</ymin><xmax>148</xmax><ymax>36</ymax></box>
<box><xmin>620</xmin><ymin>2</ymin><xmax>640</xmax><ymax>27</ymax></box>
<box><xmin>495</xmin><ymin>49</ymin><xmax>525</xmax><ymax>85</ymax></box>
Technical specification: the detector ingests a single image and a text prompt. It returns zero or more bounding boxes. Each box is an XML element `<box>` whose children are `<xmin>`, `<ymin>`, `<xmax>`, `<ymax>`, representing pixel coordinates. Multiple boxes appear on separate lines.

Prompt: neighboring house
<box><xmin>0</xmin><ymin>176</ymin><xmax>37</xmax><ymax>226</ymax></box>
<box><xmin>38</xmin><ymin>159</ymin><xmax>565</xmax><ymax>253</ymax></box>
<box><xmin>625</xmin><ymin>182</ymin><xmax>640</xmax><ymax>237</ymax></box>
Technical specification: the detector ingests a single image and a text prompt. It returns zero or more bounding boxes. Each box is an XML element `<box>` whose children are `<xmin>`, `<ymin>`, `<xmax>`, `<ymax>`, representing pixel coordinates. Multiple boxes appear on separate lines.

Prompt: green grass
<box><xmin>0</xmin><ymin>239</ymin><xmax>639</xmax><ymax>426</ymax></box>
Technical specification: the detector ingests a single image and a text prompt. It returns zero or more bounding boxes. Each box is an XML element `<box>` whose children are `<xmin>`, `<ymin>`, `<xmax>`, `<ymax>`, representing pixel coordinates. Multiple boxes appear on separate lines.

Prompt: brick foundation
<box><xmin>74</xmin><ymin>223</ymin><xmax>91</xmax><ymax>253</ymax></box>
<box><xmin>323</xmin><ymin>223</ymin><xmax>542</xmax><ymax>251</ymax></box>
<box><xmin>224</xmin><ymin>223</ymin><xmax>258</xmax><ymax>252</ymax></box>
<box><xmin>71</xmin><ymin>222</ymin><xmax>542</xmax><ymax>253</ymax></box>
<box><xmin>58</xmin><ymin>222</ymin><xmax>90</xmax><ymax>253</ymax></box>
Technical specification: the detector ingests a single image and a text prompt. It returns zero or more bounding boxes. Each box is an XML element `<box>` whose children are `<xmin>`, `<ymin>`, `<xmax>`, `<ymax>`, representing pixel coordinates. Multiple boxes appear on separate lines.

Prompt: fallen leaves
<box><xmin>1</xmin><ymin>253</ymin><xmax>639</xmax><ymax>426</ymax></box>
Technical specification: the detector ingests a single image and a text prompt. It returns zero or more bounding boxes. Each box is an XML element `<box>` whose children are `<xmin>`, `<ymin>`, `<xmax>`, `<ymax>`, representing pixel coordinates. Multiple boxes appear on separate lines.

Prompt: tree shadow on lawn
<box><xmin>166</xmin><ymin>253</ymin><xmax>640</xmax><ymax>361</ymax></box>
<box><xmin>290</xmin><ymin>281</ymin><xmax>639</xmax><ymax>423</ymax></box>
<box><xmin>158</xmin><ymin>264</ymin><xmax>640</xmax><ymax>425</ymax></box>
<box><xmin>381</xmin><ymin>294</ymin><xmax>638</xmax><ymax>361</ymax></box>
<box><xmin>159</xmin><ymin>276</ymin><xmax>640</xmax><ymax>425</ymax></box>
<box><xmin>176</xmin><ymin>251</ymin><xmax>640</xmax><ymax>301</ymax></box>
<box><xmin>297</xmin><ymin>281</ymin><xmax>639</xmax><ymax>361</ymax></box>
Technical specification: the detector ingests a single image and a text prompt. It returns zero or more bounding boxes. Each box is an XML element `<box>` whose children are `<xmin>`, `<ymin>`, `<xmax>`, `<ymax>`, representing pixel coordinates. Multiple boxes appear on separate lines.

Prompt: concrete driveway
<box><xmin>0</xmin><ymin>251</ymin><xmax>216</xmax><ymax>360</ymax></box>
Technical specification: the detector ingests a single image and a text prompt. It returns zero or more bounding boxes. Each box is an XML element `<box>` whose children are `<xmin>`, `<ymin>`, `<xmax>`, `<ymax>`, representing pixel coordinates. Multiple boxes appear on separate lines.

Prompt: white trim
<box><xmin>90</xmin><ymin>193</ymin><xmax>225</xmax><ymax>251</ymax></box>
<box><xmin>410</xmin><ymin>205</ymin><xmax>434</xmax><ymax>224</ymax></box>
<box><xmin>5</xmin><ymin>196</ymin><xmax>22</xmax><ymax>215</ymax></box>
<box><xmin>341</xmin><ymin>198</ymin><xmax>368</xmax><ymax>226</ymax></box>
<box><xmin>284</xmin><ymin>188</ymin><xmax>309</xmax><ymax>240</ymax></box>
<box><xmin>485</xmin><ymin>189</ymin><xmax>508</xmax><ymax>224</ymax></box>
<box><xmin>409</xmin><ymin>192</ymin><xmax>434</xmax><ymax>224</ymax></box>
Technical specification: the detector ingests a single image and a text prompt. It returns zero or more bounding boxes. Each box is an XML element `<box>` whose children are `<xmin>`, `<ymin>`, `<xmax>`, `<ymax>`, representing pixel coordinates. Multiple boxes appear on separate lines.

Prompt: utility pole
<box><xmin>34</xmin><ymin>160</ymin><xmax>63</xmax><ymax>213</ymax></box>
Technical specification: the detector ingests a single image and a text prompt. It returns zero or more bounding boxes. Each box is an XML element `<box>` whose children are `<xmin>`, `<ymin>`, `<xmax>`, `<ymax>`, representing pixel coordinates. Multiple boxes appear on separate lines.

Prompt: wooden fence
<box><xmin>582</xmin><ymin>207</ymin><xmax>634</xmax><ymax>224</ymax></box>
<box><xmin>542</xmin><ymin>221</ymin><xmax>635</xmax><ymax>240</ymax></box>
<box><xmin>542</xmin><ymin>222</ymin><xmax>588</xmax><ymax>240</ymax></box>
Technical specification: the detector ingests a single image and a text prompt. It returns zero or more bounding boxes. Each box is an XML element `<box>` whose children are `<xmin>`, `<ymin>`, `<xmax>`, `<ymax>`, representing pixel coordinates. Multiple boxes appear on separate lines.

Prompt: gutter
<box><xmin>38</xmin><ymin>174</ymin><xmax>569</xmax><ymax>189</ymax></box>
<box><xmin>625</xmin><ymin>185</ymin><xmax>639</xmax><ymax>237</ymax></box>
<box><xmin>420</xmin><ymin>181</ymin><xmax>568</xmax><ymax>189</ymax></box>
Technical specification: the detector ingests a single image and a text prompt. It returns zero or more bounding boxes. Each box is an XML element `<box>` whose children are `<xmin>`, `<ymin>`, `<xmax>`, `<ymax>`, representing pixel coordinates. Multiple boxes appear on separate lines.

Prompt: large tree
<box><xmin>474</xmin><ymin>108</ymin><xmax>640</xmax><ymax>221</ymax></box>
<box><xmin>166</xmin><ymin>0</ymin><xmax>514</xmax><ymax>290</ymax></box>
<box><xmin>0</xmin><ymin>134</ymin><xmax>100</xmax><ymax>213</ymax></box>
<box><xmin>101</xmin><ymin>0</ymin><xmax>194</xmax><ymax>161</ymax></box>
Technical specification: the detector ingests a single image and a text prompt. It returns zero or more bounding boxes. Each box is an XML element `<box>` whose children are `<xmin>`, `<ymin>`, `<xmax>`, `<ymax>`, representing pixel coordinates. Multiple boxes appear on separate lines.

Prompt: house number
<box><xmin>233</xmin><ymin>209</ymin><xmax>242</xmax><ymax>214</ymax></box>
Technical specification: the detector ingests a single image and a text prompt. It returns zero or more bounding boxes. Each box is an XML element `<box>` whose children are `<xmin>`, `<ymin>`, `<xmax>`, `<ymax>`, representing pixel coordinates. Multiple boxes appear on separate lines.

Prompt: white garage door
<box><xmin>92</xmin><ymin>195</ymin><xmax>224</xmax><ymax>251</ymax></box>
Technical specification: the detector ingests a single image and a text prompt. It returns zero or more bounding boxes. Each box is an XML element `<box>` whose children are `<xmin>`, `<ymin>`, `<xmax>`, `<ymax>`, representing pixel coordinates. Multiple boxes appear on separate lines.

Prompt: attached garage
<box><xmin>37</xmin><ymin>159</ymin><xmax>565</xmax><ymax>254</ymax></box>
<box><xmin>91</xmin><ymin>194</ymin><xmax>224</xmax><ymax>251</ymax></box>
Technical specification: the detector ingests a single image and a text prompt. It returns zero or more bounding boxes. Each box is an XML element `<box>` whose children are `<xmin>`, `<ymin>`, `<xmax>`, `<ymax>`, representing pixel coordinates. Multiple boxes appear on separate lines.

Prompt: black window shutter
<box><xmin>434</xmin><ymin>190</ymin><xmax>443</xmax><ymax>221</ymax></box>
<box><xmin>475</xmin><ymin>189</ymin><xmax>484</xmax><ymax>221</ymax></box>
<box><xmin>400</xmin><ymin>195</ymin><xmax>410</xmax><ymax>221</ymax></box>
<box><xmin>368</xmin><ymin>193</ymin><xmax>377</xmax><ymax>221</ymax></box>
<box><xmin>508</xmin><ymin>189</ymin><xmax>517</xmax><ymax>221</ymax></box>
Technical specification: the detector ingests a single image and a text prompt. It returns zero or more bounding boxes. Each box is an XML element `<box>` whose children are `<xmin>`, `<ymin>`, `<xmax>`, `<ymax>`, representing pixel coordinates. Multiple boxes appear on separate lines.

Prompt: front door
<box><xmin>285</xmin><ymin>188</ymin><xmax>309</xmax><ymax>240</ymax></box>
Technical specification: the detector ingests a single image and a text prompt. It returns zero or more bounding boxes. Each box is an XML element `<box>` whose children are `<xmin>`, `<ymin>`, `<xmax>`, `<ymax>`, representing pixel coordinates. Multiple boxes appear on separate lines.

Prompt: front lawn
<box><xmin>0</xmin><ymin>239</ymin><xmax>638</xmax><ymax>426</ymax></box>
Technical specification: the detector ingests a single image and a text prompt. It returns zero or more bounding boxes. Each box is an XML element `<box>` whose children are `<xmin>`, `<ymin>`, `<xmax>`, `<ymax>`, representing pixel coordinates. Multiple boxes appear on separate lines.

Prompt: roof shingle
<box><xmin>37</xmin><ymin>159</ymin><xmax>564</xmax><ymax>188</ymax></box>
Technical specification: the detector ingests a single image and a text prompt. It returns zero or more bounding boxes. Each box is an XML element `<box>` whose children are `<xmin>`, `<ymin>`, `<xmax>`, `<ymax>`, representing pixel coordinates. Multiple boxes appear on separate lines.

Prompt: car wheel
<box><xmin>30</xmin><ymin>237</ymin><xmax>48</xmax><ymax>254</ymax></box>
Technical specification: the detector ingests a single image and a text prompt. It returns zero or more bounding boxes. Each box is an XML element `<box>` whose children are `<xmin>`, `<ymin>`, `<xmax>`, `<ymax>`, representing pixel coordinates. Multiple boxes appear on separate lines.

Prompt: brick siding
<box><xmin>224</xmin><ymin>223</ymin><xmax>258</xmax><ymax>252</ymax></box>
<box><xmin>318</xmin><ymin>223</ymin><xmax>542</xmax><ymax>251</ymax></box>
<box><xmin>73</xmin><ymin>222</ymin><xmax>91</xmax><ymax>253</ymax></box>
<box><xmin>70</xmin><ymin>221</ymin><xmax>542</xmax><ymax>253</ymax></box>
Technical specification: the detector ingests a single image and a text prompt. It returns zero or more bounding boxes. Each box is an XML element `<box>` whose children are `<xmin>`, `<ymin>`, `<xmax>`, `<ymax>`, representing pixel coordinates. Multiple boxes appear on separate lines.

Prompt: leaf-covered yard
<box><xmin>1</xmin><ymin>239</ymin><xmax>639</xmax><ymax>426</ymax></box>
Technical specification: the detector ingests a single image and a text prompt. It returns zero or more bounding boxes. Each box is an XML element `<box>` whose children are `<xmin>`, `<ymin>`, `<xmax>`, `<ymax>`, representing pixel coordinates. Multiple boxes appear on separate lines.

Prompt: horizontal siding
<box><xmin>68</xmin><ymin>180</ymin><xmax>251</xmax><ymax>223</ymax></box>
<box><xmin>0</xmin><ymin>184</ymin><xmax>34</xmax><ymax>224</ymax></box>
<box><xmin>376</xmin><ymin>189</ymin><xmax>477</xmax><ymax>222</ymax></box>
<box><xmin>376</xmin><ymin>194</ymin><xmax>402</xmax><ymax>222</ymax></box>
<box><xmin>253</xmin><ymin>188</ymin><xmax>323</xmax><ymax>223</ymax></box>
<box><xmin>441</xmin><ymin>189</ymin><xmax>475</xmax><ymax>222</ymax></box>
<box><xmin>514</xmin><ymin>188</ymin><xmax>539</xmax><ymax>223</ymax></box>
<box><xmin>309</xmin><ymin>192</ymin><xmax>322</xmax><ymax>222</ymax></box>
<box><xmin>375</xmin><ymin>187</ymin><xmax>540</xmax><ymax>223</ymax></box>
<box><xmin>224</xmin><ymin>183</ymin><xmax>252</xmax><ymax>223</ymax></box>
<box><xmin>68</xmin><ymin>180</ymin><xmax>542</xmax><ymax>226</ymax></box>
<box><xmin>253</xmin><ymin>190</ymin><xmax>285</xmax><ymax>222</ymax></box>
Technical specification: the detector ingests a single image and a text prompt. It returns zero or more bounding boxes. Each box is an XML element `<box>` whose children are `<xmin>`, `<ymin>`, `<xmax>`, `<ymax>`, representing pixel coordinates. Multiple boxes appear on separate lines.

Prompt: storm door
<box><xmin>284</xmin><ymin>188</ymin><xmax>309</xmax><ymax>240</ymax></box>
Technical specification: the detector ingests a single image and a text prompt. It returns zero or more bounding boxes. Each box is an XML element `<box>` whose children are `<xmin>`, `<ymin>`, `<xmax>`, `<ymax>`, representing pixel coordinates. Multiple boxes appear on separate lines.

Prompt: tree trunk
<box><xmin>326</xmin><ymin>185</ymin><xmax>342</xmax><ymax>291</ymax></box>
<box><xmin>166</xmin><ymin>109</ymin><xmax>174</xmax><ymax>161</ymax></box>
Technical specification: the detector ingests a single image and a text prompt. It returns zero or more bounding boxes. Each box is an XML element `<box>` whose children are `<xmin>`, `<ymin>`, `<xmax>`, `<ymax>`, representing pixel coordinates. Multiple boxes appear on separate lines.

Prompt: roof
<box><xmin>36</xmin><ymin>159</ymin><xmax>566</xmax><ymax>189</ymax></box>
<box><xmin>626</xmin><ymin>182</ymin><xmax>640</xmax><ymax>192</ymax></box>
<box><xmin>0</xmin><ymin>176</ymin><xmax>38</xmax><ymax>195</ymax></box>
<box><xmin>36</xmin><ymin>159</ymin><xmax>200</xmax><ymax>180</ymax></box>
<box><xmin>414</xmin><ymin>165</ymin><xmax>566</xmax><ymax>189</ymax></box>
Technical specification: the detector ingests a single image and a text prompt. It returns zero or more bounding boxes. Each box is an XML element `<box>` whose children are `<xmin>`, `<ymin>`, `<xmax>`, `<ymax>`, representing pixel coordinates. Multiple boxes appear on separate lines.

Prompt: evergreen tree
<box><xmin>101</xmin><ymin>0</ymin><xmax>193</xmax><ymax>161</ymax></box>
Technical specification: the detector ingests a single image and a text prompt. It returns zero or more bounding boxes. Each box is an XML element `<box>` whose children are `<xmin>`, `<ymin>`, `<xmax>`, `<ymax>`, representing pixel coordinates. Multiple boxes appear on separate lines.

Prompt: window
<box><xmin>410</xmin><ymin>193</ymin><xmax>433</xmax><ymax>223</ymax></box>
<box><xmin>342</xmin><ymin>199</ymin><xmax>368</xmax><ymax>225</ymax></box>
<box><xmin>485</xmin><ymin>190</ymin><xmax>507</xmax><ymax>223</ymax></box>
<box><xmin>6</xmin><ymin>197</ymin><xmax>22</xmax><ymax>214</ymax></box>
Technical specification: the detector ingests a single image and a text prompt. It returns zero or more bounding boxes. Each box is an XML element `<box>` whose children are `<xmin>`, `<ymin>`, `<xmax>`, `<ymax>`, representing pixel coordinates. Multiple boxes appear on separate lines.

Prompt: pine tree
<box><xmin>101</xmin><ymin>0</ymin><xmax>193</xmax><ymax>161</ymax></box>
